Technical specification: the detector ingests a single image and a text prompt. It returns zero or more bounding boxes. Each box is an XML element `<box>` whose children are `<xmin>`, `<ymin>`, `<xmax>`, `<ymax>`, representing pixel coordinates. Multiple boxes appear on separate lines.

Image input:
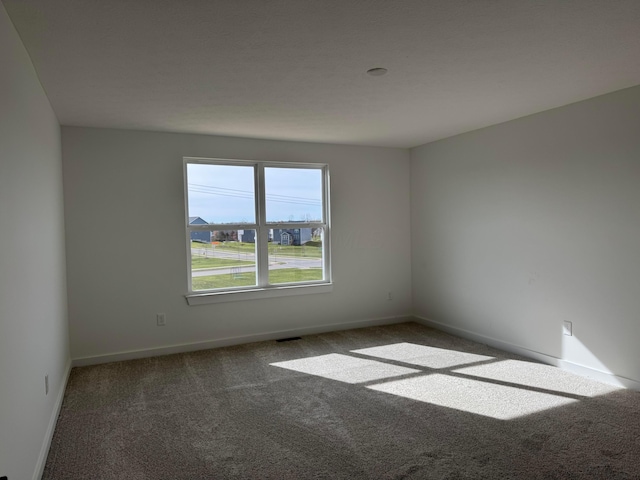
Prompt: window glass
<box><xmin>190</xmin><ymin>231</ymin><xmax>256</xmax><ymax>291</ymax></box>
<box><xmin>187</xmin><ymin>164</ymin><xmax>255</xmax><ymax>224</ymax></box>
<box><xmin>264</xmin><ymin>167</ymin><xmax>323</xmax><ymax>223</ymax></box>
<box><xmin>269</xmin><ymin>227</ymin><xmax>324</xmax><ymax>284</ymax></box>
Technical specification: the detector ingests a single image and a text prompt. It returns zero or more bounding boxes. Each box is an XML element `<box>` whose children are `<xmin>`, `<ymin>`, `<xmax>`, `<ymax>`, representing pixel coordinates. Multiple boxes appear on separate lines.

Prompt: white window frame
<box><xmin>184</xmin><ymin>157</ymin><xmax>332</xmax><ymax>305</ymax></box>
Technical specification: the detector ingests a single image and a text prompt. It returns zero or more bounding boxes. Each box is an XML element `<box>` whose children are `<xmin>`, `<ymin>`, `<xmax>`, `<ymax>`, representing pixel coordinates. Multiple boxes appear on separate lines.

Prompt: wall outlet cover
<box><xmin>563</xmin><ymin>321</ymin><xmax>573</xmax><ymax>336</ymax></box>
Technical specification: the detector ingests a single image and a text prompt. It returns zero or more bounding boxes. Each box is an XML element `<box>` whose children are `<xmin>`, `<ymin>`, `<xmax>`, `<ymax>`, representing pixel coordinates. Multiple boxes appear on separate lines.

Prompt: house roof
<box><xmin>4</xmin><ymin>0</ymin><xmax>640</xmax><ymax>148</ymax></box>
<box><xmin>188</xmin><ymin>216</ymin><xmax>208</xmax><ymax>225</ymax></box>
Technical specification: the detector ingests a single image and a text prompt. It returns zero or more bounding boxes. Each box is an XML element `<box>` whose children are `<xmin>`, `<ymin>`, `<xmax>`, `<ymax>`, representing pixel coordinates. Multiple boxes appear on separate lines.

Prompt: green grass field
<box><xmin>192</xmin><ymin>268</ymin><xmax>323</xmax><ymax>290</ymax></box>
<box><xmin>191</xmin><ymin>256</ymin><xmax>254</xmax><ymax>270</ymax></box>
<box><xmin>192</xmin><ymin>241</ymin><xmax>322</xmax><ymax>259</ymax></box>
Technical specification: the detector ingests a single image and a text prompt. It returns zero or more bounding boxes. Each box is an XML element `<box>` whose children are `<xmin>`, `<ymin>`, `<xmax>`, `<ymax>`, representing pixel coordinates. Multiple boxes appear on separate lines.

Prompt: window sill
<box><xmin>185</xmin><ymin>283</ymin><xmax>333</xmax><ymax>305</ymax></box>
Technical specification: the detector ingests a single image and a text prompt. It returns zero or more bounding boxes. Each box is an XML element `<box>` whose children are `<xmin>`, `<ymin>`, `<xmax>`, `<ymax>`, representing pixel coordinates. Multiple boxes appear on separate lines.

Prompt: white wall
<box><xmin>411</xmin><ymin>85</ymin><xmax>640</xmax><ymax>385</ymax></box>
<box><xmin>0</xmin><ymin>4</ymin><xmax>70</xmax><ymax>479</ymax></box>
<box><xmin>62</xmin><ymin>127</ymin><xmax>412</xmax><ymax>361</ymax></box>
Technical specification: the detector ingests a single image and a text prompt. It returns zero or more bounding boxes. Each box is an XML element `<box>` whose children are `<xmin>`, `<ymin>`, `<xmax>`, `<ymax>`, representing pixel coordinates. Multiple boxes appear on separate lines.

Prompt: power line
<box><xmin>188</xmin><ymin>188</ymin><xmax>322</xmax><ymax>207</ymax></box>
<box><xmin>189</xmin><ymin>184</ymin><xmax>322</xmax><ymax>207</ymax></box>
<box><xmin>189</xmin><ymin>183</ymin><xmax>322</xmax><ymax>203</ymax></box>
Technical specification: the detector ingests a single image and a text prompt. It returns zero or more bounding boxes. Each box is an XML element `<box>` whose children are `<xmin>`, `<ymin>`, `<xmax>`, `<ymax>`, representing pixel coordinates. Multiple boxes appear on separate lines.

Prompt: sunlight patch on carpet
<box><xmin>351</xmin><ymin>342</ymin><xmax>494</xmax><ymax>369</ymax></box>
<box><xmin>367</xmin><ymin>374</ymin><xmax>577</xmax><ymax>420</ymax></box>
<box><xmin>455</xmin><ymin>360</ymin><xmax>621</xmax><ymax>397</ymax></box>
<box><xmin>270</xmin><ymin>353</ymin><xmax>420</xmax><ymax>384</ymax></box>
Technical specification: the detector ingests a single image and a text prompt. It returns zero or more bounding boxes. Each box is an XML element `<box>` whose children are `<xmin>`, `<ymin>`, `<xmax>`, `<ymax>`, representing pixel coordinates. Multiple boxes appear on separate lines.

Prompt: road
<box><xmin>191</xmin><ymin>247</ymin><xmax>321</xmax><ymax>277</ymax></box>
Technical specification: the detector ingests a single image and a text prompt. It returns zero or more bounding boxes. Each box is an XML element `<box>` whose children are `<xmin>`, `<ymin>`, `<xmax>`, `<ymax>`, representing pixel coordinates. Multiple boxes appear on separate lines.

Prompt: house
<box><xmin>237</xmin><ymin>229</ymin><xmax>255</xmax><ymax>243</ymax></box>
<box><xmin>273</xmin><ymin>228</ymin><xmax>312</xmax><ymax>246</ymax></box>
<box><xmin>188</xmin><ymin>216</ymin><xmax>211</xmax><ymax>243</ymax></box>
<box><xmin>2</xmin><ymin>1</ymin><xmax>640</xmax><ymax>479</ymax></box>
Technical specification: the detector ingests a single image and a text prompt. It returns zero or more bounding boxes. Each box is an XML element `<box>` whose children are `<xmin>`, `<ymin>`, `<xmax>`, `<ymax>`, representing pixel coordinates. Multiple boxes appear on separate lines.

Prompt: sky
<box><xmin>187</xmin><ymin>164</ymin><xmax>323</xmax><ymax>224</ymax></box>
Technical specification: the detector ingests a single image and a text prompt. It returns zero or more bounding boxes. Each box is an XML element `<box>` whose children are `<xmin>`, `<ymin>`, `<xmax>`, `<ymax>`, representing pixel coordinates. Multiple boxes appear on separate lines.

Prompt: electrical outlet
<box><xmin>563</xmin><ymin>321</ymin><xmax>572</xmax><ymax>336</ymax></box>
<box><xmin>157</xmin><ymin>313</ymin><xmax>166</xmax><ymax>326</ymax></box>
<box><xmin>387</xmin><ymin>291</ymin><xmax>393</xmax><ymax>301</ymax></box>
<box><xmin>45</xmin><ymin>374</ymin><xmax>49</xmax><ymax>395</ymax></box>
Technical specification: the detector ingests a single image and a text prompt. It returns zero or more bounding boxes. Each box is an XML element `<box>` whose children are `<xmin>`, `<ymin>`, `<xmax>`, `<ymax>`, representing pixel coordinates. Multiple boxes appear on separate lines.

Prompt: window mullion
<box><xmin>256</xmin><ymin>164</ymin><xmax>269</xmax><ymax>287</ymax></box>
<box><xmin>322</xmin><ymin>165</ymin><xmax>331</xmax><ymax>282</ymax></box>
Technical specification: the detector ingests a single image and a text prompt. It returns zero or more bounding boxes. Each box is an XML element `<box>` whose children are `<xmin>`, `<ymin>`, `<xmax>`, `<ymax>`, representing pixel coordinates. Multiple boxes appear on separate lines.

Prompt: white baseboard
<box><xmin>72</xmin><ymin>315</ymin><xmax>412</xmax><ymax>367</ymax></box>
<box><xmin>413</xmin><ymin>315</ymin><xmax>640</xmax><ymax>391</ymax></box>
<box><xmin>33</xmin><ymin>358</ymin><xmax>72</xmax><ymax>480</ymax></box>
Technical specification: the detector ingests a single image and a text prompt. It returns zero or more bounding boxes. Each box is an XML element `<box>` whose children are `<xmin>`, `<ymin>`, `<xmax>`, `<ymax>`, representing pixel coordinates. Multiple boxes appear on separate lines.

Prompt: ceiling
<box><xmin>4</xmin><ymin>0</ymin><xmax>640</xmax><ymax>148</ymax></box>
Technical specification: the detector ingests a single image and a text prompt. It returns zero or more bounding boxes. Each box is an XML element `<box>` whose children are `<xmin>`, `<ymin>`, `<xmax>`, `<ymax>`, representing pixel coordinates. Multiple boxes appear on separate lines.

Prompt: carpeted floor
<box><xmin>44</xmin><ymin>322</ymin><xmax>640</xmax><ymax>479</ymax></box>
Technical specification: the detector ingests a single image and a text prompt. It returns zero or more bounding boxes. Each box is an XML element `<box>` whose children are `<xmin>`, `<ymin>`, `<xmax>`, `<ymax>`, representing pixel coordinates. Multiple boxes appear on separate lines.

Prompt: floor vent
<box><xmin>276</xmin><ymin>336</ymin><xmax>302</xmax><ymax>342</ymax></box>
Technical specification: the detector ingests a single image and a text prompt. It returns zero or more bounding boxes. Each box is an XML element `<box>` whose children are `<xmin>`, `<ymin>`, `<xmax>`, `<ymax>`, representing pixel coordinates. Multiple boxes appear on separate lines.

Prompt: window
<box><xmin>184</xmin><ymin>157</ymin><xmax>331</xmax><ymax>304</ymax></box>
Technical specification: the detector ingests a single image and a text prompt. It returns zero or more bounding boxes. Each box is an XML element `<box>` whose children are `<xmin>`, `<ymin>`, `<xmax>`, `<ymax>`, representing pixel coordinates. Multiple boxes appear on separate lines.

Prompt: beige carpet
<box><xmin>44</xmin><ymin>323</ymin><xmax>640</xmax><ymax>479</ymax></box>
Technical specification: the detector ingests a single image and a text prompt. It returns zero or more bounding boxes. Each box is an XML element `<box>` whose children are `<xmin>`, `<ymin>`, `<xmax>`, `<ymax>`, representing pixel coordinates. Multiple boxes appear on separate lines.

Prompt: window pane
<box><xmin>265</xmin><ymin>167</ymin><xmax>323</xmax><ymax>223</ymax></box>
<box><xmin>191</xmin><ymin>232</ymin><xmax>256</xmax><ymax>290</ymax></box>
<box><xmin>187</xmin><ymin>163</ymin><xmax>255</xmax><ymax>224</ymax></box>
<box><xmin>268</xmin><ymin>227</ymin><xmax>323</xmax><ymax>284</ymax></box>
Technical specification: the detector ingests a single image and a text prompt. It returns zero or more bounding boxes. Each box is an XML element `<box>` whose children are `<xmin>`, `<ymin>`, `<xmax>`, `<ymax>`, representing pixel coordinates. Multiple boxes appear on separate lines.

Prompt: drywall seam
<box><xmin>413</xmin><ymin>315</ymin><xmax>640</xmax><ymax>391</ymax></box>
<box><xmin>33</xmin><ymin>358</ymin><xmax>71</xmax><ymax>480</ymax></box>
<box><xmin>72</xmin><ymin>315</ymin><xmax>411</xmax><ymax>367</ymax></box>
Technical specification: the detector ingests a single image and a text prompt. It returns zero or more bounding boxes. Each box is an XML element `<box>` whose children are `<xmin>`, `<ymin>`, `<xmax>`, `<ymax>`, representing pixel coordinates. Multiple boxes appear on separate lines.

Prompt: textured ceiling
<box><xmin>4</xmin><ymin>0</ymin><xmax>640</xmax><ymax>148</ymax></box>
